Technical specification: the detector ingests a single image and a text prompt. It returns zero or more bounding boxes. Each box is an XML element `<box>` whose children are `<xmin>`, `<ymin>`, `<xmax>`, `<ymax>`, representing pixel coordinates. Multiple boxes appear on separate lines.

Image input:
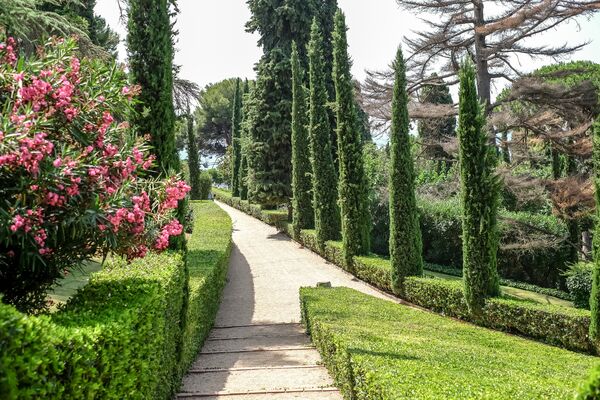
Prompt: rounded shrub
<box><xmin>198</xmin><ymin>172</ymin><xmax>212</xmax><ymax>200</ymax></box>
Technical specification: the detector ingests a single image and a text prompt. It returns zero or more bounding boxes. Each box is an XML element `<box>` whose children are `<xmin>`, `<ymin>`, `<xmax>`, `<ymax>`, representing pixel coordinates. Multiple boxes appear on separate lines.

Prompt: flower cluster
<box><xmin>0</xmin><ymin>37</ymin><xmax>190</xmax><ymax>309</ymax></box>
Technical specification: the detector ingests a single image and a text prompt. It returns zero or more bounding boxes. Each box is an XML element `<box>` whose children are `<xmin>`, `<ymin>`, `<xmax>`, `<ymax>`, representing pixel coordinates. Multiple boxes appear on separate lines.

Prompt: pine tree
<box><xmin>332</xmin><ymin>10</ymin><xmax>370</xmax><ymax>266</ymax></box>
<box><xmin>457</xmin><ymin>61</ymin><xmax>500</xmax><ymax>313</ymax></box>
<box><xmin>239</xmin><ymin>80</ymin><xmax>251</xmax><ymax>200</ymax></box>
<box><xmin>389</xmin><ymin>47</ymin><xmax>423</xmax><ymax>293</ymax></box>
<box><xmin>291</xmin><ymin>42</ymin><xmax>314</xmax><ymax>237</ymax></box>
<box><xmin>186</xmin><ymin>115</ymin><xmax>201</xmax><ymax>199</ymax></box>
<box><xmin>231</xmin><ymin>78</ymin><xmax>243</xmax><ymax>197</ymax></box>
<box><xmin>127</xmin><ymin>0</ymin><xmax>178</xmax><ymax>174</ymax></box>
<box><xmin>590</xmin><ymin>116</ymin><xmax>600</xmax><ymax>342</ymax></box>
<box><xmin>308</xmin><ymin>20</ymin><xmax>340</xmax><ymax>248</ymax></box>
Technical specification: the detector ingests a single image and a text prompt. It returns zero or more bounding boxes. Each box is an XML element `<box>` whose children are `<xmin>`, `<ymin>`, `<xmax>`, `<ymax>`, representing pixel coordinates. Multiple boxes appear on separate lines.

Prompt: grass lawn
<box><xmin>48</xmin><ymin>260</ymin><xmax>103</xmax><ymax>306</ymax></box>
<box><xmin>300</xmin><ymin>287</ymin><xmax>597</xmax><ymax>399</ymax></box>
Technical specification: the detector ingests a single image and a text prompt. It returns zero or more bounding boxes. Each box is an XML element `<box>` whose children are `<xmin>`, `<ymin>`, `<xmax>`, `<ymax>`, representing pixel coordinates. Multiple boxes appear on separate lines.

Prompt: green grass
<box><xmin>48</xmin><ymin>260</ymin><xmax>103</xmax><ymax>306</ymax></box>
<box><xmin>300</xmin><ymin>287</ymin><xmax>597</xmax><ymax>400</ymax></box>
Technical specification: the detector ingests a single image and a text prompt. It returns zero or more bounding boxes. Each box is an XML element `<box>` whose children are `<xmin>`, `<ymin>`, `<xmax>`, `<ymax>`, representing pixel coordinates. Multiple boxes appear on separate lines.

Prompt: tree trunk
<box><xmin>473</xmin><ymin>0</ymin><xmax>491</xmax><ymax>112</ymax></box>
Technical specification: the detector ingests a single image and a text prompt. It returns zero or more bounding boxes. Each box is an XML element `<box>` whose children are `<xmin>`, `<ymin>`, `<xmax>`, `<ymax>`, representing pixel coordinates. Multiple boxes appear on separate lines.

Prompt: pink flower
<box><xmin>53</xmin><ymin>158</ymin><xmax>62</xmax><ymax>167</ymax></box>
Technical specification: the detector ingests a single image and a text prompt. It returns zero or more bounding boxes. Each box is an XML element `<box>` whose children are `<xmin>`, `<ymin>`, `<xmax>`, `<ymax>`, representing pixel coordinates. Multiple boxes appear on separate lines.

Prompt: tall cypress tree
<box><xmin>457</xmin><ymin>61</ymin><xmax>500</xmax><ymax>313</ymax></box>
<box><xmin>231</xmin><ymin>78</ymin><xmax>243</xmax><ymax>197</ymax></box>
<box><xmin>590</xmin><ymin>116</ymin><xmax>600</xmax><ymax>342</ymax></box>
<box><xmin>186</xmin><ymin>114</ymin><xmax>201</xmax><ymax>200</ymax></box>
<box><xmin>291</xmin><ymin>42</ymin><xmax>314</xmax><ymax>237</ymax></box>
<box><xmin>389</xmin><ymin>47</ymin><xmax>423</xmax><ymax>293</ymax></box>
<box><xmin>239</xmin><ymin>80</ymin><xmax>251</xmax><ymax>200</ymax></box>
<box><xmin>333</xmin><ymin>10</ymin><xmax>370</xmax><ymax>266</ymax></box>
<box><xmin>308</xmin><ymin>19</ymin><xmax>340</xmax><ymax>249</ymax></box>
<box><xmin>127</xmin><ymin>0</ymin><xmax>178</xmax><ymax>173</ymax></box>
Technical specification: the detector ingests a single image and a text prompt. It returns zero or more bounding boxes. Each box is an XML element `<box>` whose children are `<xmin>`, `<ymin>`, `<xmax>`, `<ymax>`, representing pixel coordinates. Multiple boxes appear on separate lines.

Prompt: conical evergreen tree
<box><xmin>231</xmin><ymin>78</ymin><xmax>243</xmax><ymax>197</ymax></box>
<box><xmin>239</xmin><ymin>80</ymin><xmax>251</xmax><ymax>200</ymax></box>
<box><xmin>308</xmin><ymin>19</ymin><xmax>340</xmax><ymax>249</ymax></box>
<box><xmin>389</xmin><ymin>47</ymin><xmax>423</xmax><ymax>294</ymax></box>
<box><xmin>127</xmin><ymin>0</ymin><xmax>178</xmax><ymax>174</ymax></box>
<box><xmin>291</xmin><ymin>42</ymin><xmax>314</xmax><ymax>237</ymax></box>
<box><xmin>186</xmin><ymin>114</ymin><xmax>201</xmax><ymax>200</ymax></box>
<box><xmin>332</xmin><ymin>10</ymin><xmax>370</xmax><ymax>266</ymax></box>
<box><xmin>457</xmin><ymin>61</ymin><xmax>500</xmax><ymax>313</ymax></box>
<box><xmin>590</xmin><ymin>116</ymin><xmax>600</xmax><ymax>342</ymax></box>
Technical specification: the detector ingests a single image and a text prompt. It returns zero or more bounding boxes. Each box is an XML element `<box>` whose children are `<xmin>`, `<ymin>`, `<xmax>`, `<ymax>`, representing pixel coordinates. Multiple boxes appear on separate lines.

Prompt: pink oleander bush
<box><xmin>0</xmin><ymin>37</ymin><xmax>189</xmax><ymax>313</ymax></box>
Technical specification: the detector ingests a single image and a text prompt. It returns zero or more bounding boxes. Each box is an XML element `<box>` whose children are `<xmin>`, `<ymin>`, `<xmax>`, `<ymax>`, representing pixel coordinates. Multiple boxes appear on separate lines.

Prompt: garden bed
<box><xmin>300</xmin><ymin>287</ymin><xmax>596</xmax><ymax>399</ymax></box>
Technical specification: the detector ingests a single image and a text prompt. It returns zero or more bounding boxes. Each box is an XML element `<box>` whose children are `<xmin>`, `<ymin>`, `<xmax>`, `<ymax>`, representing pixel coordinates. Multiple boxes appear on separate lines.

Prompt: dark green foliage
<box><xmin>0</xmin><ymin>202</ymin><xmax>233</xmax><ymax>399</ymax></box>
<box><xmin>198</xmin><ymin>172</ymin><xmax>212</xmax><ymax>200</ymax></box>
<box><xmin>238</xmin><ymin>81</ymin><xmax>252</xmax><ymax>200</ymax></box>
<box><xmin>566</xmin><ymin>262</ymin><xmax>593</xmax><ymax>309</ymax></box>
<box><xmin>231</xmin><ymin>78</ymin><xmax>243</xmax><ymax>196</ymax></box>
<box><xmin>417</xmin><ymin>73</ymin><xmax>455</xmax><ymax>170</ymax></box>
<box><xmin>308</xmin><ymin>20</ymin><xmax>340</xmax><ymax>248</ymax></box>
<box><xmin>186</xmin><ymin>115</ymin><xmax>202</xmax><ymax>200</ymax></box>
<box><xmin>212</xmin><ymin>188</ymin><xmax>288</xmax><ymax>228</ymax></box>
<box><xmin>291</xmin><ymin>42</ymin><xmax>314</xmax><ymax>237</ymax></box>
<box><xmin>300</xmin><ymin>287</ymin><xmax>595</xmax><ymax>400</ymax></box>
<box><xmin>332</xmin><ymin>10</ymin><xmax>370</xmax><ymax>265</ymax></box>
<box><xmin>457</xmin><ymin>61</ymin><xmax>500</xmax><ymax>312</ymax></box>
<box><xmin>389</xmin><ymin>47</ymin><xmax>423</xmax><ymax>292</ymax></box>
<box><xmin>591</xmin><ymin>116</ymin><xmax>600</xmax><ymax>341</ymax></box>
<box><xmin>127</xmin><ymin>0</ymin><xmax>178</xmax><ymax>174</ymax></box>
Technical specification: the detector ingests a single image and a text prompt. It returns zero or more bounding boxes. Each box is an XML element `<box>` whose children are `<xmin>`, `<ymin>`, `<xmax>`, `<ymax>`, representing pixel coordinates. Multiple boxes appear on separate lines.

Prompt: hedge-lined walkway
<box><xmin>177</xmin><ymin>201</ymin><xmax>399</xmax><ymax>399</ymax></box>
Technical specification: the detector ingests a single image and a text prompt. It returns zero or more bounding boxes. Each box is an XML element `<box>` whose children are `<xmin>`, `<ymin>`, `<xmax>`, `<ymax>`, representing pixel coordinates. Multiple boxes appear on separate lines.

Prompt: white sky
<box><xmin>96</xmin><ymin>0</ymin><xmax>600</xmax><ymax>94</ymax></box>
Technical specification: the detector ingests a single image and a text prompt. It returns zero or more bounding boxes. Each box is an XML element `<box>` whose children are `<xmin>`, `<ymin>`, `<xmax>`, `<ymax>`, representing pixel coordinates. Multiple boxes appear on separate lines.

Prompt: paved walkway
<box><xmin>177</xmin><ymin>201</ymin><xmax>399</xmax><ymax>399</ymax></box>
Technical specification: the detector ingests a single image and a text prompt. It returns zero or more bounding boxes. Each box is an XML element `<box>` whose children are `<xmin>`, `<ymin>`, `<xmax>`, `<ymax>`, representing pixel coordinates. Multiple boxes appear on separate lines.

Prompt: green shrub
<box><xmin>300</xmin><ymin>287</ymin><xmax>596</xmax><ymax>399</ymax></box>
<box><xmin>577</xmin><ymin>364</ymin><xmax>600</xmax><ymax>400</ymax></box>
<box><xmin>0</xmin><ymin>201</ymin><xmax>233</xmax><ymax>399</ymax></box>
<box><xmin>198</xmin><ymin>172</ymin><xmax>212</xmax><ymax>200</ymax></box>
<box><xmin>565</xmin><ymin>262</ymin><xmax>593</xmax><ymax>309</ymax></box>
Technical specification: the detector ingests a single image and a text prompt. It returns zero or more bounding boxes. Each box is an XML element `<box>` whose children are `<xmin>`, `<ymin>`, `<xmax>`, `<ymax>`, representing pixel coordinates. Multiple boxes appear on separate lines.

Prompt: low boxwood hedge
<box><xmin>213</xmin><ymin>188</ymin><xmax>287</xmax><ymax>228</ymax></box>
<box><xmin>300</xmin><ymin>287</ymin><xmax>597</xmax><ymax>399</ymax></box>
<box><xmin>0</xmin><ymin>201</ymin><xmax>233</xmax><ymax>399</ymax></box>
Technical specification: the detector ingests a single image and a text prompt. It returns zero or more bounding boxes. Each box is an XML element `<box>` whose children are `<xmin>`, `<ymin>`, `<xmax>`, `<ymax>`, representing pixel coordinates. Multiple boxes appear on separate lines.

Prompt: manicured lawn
<box><xmin>49</xmin><ymin>260</ymin><xmax>103</xmax><ymax>305</ymax></box>
<box><xmin>300</xmin><ymin>287</ymin><xmax>597</xmax><ymax>399</ymax></box>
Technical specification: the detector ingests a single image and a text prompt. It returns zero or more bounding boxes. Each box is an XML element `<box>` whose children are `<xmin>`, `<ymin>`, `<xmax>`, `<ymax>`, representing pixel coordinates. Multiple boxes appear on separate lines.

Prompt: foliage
<box><xmin>198</xmin><ymin>172</ymin><xmax>212</xmax><ymax>201</ymax></box>
<box><xmin>290</xmin><ymin>42</ymin><xmax>313</xmax><ymax>237</ymax></box>
<box><xmin>186</xmin><ymin>115</ymin><xmax>201</xmax><ymax>200</ymax></box>
<box><xmin>388</xmin><ymin>47</ymin><xmax>423</xmax><ymax>292</ymax></box>
<box><xmin>238</xmin><ymin>80</ymin><xmax>251</xmax><ymax>200</ymax></box>
<box><xmin>0</xmin><ymin>38</ymin><xmax>188</xmax><ymax>313</ymax></box>
<box><xmin>363</xmin><ymin>143</ymin><xmax>389</xmax><ymax>254</ymax></box>
<box><xmin>565</xmin><ymin>262</ymin><xmax>594</xmax><ymax>309</ymax></box>
<box><xmin>0</xmin><ymin>201</ymin><xmax>233</xmax><ymax>399</ymax></box>
<box><xmin>333</xmin><ymin>10</ymin><xmax>370</xmax><ymax>265</ymax></box>
<box><xmin>577</xmin><ymin>364</ymin><xmax>600</xmax><ymax>400</ymax></box>
<box><xmin>591</xmin><ymin>115</ymin><xmax>600</xmax><ymax>341</ymax></box>
<box><xmin>230</xmin><ymin>78</ymin><xmax>242</xmax><ymax>197</ymax></box>
<box><xmin>180</xmin><ymin>201</ymin><xmax>232</xmax><ymax>373</ymax></box>
<box><xmin>193</xmin><ymin>78</ymin><xmax>237</xmax><ymax>157</ymax></box>
<box><xmin>307</xmin><ymin>20</ymin><xmax>339</xmax><ymax>248</ymax></box>
<box><xmin>127</xmin><ymin>0</ymin><xmax>178</xmax><ymax>174</ymax></box>
<box><xmin>457</xmin><ymin>61</ymin><xmax>500</xmax><ymax>312</ymax></box>
<box><xmin>301</xmin><ymin>287</ymin><xmax>595</xmax><ymax>399</ymax></box>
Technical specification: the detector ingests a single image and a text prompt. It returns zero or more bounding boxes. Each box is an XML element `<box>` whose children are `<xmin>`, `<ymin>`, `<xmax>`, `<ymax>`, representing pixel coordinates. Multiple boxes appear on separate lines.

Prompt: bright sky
<box><xmin>96</xmin><ymin>0</ymin><xmax>600</xmax><ymax>93</ymax></box>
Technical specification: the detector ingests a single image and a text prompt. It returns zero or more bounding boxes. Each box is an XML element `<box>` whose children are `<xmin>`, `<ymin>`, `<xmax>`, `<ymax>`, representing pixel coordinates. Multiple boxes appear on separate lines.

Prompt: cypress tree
<box><xmin>332</xmin><ymin>10</ymin><xmax>370</xmax><ymax>266</ymax></box>
<box><xmin>590</xmin><ymin>116</ymin><xmax>600</xmax><ymax>342</ymax></box>
<box><xmin>127</xmin><ymin>0</ymin><xmax>178</xmax><ymax>173</ymax></box>
<box><xmin>239</xmin><ymin>80</ymin><xmax>251</xmax><ymax>200</ymax></box>
<box><xmin>389</xmin><ymin>47</ymin><xmax>423</xmax><ymax>293</ymax></box>
<box><xmin>186</xmin><ymin>114</ymin><xmax>201</xmax><ymax>200</ymax></box>
<box><xmin>308</xmin><ymin>19</ymin><xmax>340</xmax><ymax>249</ymax></box>
<box><xmin>457</xmin><ymin>61</ymin><xmax>500</xmax><ymax>313</ymax></box>
<box><xmin>231</xmin><ymin>78</ymin><xmax>243</xmax><ymax>197</ymax></box>
<box><xmin>291</xmin><ymin>42</ymin><xmax>314</xmax><ymax>237</ymax></box>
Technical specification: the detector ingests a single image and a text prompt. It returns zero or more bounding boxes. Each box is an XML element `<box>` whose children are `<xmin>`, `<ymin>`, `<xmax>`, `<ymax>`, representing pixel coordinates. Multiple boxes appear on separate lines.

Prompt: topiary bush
<box><xmin>198</xmin><ymin>172</ymin><xmax>212</xmax><ymax>200</ymax></box>
<box><xmin>566</xmin><ymin>262</ymin><xmax>594</xmax><ymax>309</ymax></box>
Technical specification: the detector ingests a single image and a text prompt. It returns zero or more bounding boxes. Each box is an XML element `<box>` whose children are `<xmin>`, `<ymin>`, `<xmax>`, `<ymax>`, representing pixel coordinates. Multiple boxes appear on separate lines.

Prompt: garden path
<box><xmin>177</xmin><ymin>201</ymin><xmax>399</xmax><ymax>399</ymax></box>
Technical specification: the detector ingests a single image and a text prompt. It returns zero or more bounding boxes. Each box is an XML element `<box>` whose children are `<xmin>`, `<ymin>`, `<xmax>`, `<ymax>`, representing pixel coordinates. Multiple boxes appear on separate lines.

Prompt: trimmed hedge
<box><xmin>213</xmin><ymin>188</ymin><xmax>287</xmax><ymax>228</ymax></box>
<box><xmin>0</xmin><ymin>201</ymin><xmax>233</xmax><ymax>399</ymax></box>
<box><xmin>300</xmin><ymin>287</ymin><xmax>597</xmax><ymax>399</ymax></box>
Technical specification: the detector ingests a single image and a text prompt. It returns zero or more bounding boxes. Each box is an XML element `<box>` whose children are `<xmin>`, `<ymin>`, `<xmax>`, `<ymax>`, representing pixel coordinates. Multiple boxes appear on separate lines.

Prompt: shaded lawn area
<box><xmin>301</xmin><ymin>287</ymin><xmax>596</xmax><ymax>399</ymax></box>
<box><xmin>48</xmin><ymin>260</ymin><xmax>103</xmax><ymax>306</ymax></box>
